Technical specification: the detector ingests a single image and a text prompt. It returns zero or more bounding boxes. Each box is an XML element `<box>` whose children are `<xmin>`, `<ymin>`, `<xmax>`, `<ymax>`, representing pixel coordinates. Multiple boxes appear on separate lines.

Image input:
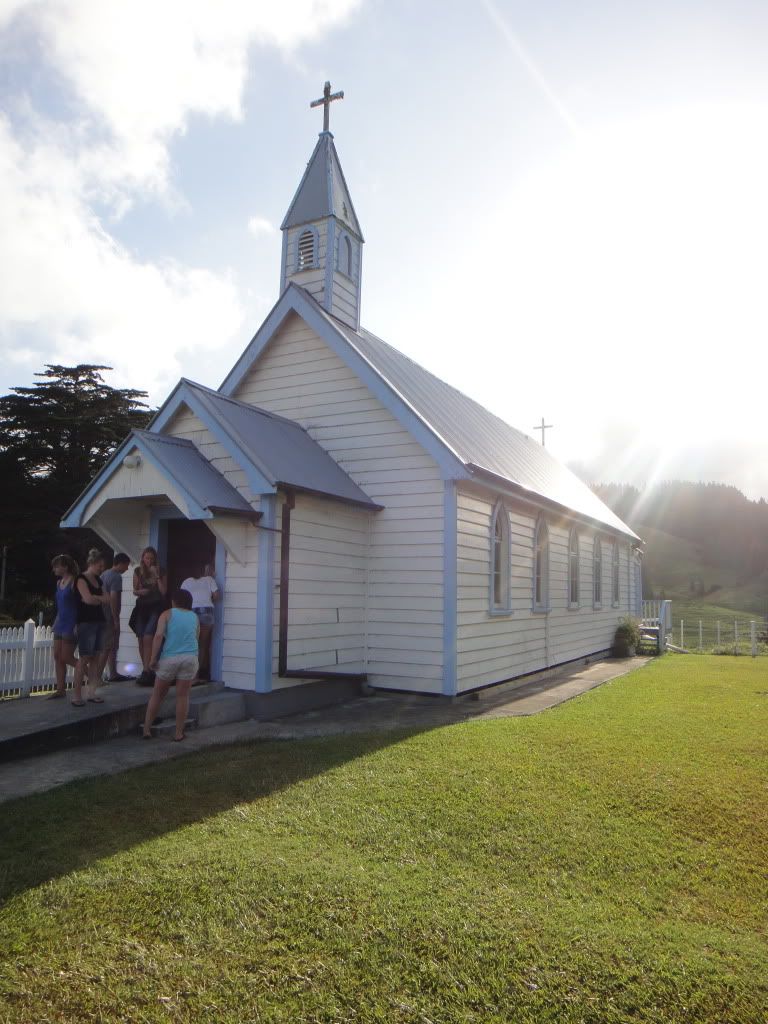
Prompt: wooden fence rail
<box><xmin>0</xmin><ymin>620</ymin><xmax>73</xmax><ymax>699</ymax></box>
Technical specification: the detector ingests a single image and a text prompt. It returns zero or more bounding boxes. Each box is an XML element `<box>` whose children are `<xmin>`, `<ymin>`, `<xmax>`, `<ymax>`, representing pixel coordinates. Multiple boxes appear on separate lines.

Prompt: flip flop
<box><xmin>71</xmin><ymin>700</ymin><xmax>86</xmax><ymax>707</ymax></box>
<box><xmin>47</xmin><ymin>691</ymin><xmax>65</xmax><ymax>700</ymax></box>
<box><xmin>87</xmin><ymin>697</ymin><xmax>105</xmax><ymax>704</ymax></box>
<box><xmin>142</xmin><ymin>733</ymin><xmax>154</xmax><ymax>740</ymax></box>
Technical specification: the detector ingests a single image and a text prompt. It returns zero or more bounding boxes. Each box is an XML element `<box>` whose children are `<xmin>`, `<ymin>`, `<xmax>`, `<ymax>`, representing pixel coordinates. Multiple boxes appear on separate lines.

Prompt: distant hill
<box><xmin>592</xmin><ymin>481</ymin><xmax>768</xmax><ymax>616</ymax></box>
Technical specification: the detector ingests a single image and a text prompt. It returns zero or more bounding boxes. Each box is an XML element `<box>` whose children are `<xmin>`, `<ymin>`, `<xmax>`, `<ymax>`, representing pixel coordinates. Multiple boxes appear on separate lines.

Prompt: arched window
<box><xmin>611</xmin><ymin>539</ymin><xmax>620</xmax><ymax>606</ymax></box>
<box><xmin>533</xmin><ymin>517</ymin><xmax>549</xmax><ymax>611</ymax></box>
<box><xmin>568</xmin><ymin>528</ymin><xmax>580</xmax><ymax>607</ymax></box>
<box><xmin>296</xmin><ymin>228</ymin><xmax>317</xmax><ymax>270</ymax></box>
<box><xmin>338</xmin><ymin>233</ymin><xmax>353</xmax><ymax>276</ymax></box>
<box><xmin>593</xmin><ymin>536</ymin><xmax>603</xmax><ymax>608</ymax></box>
<box><xmin>490</xmin><ymin>501</ymin><xmax>511</xmax><ymax>613</ymax></box>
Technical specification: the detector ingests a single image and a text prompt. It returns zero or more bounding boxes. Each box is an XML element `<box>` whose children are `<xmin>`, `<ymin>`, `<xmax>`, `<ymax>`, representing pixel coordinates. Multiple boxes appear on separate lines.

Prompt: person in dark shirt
<box><xmin>72</xmin><ymin>549</ymin><xmax>109</xmax><ymax>706</ymax></box>
<box><xmin>131</xmin><ymin>546</ymin><xmax>167</xmax><ymax>684</ymax></box>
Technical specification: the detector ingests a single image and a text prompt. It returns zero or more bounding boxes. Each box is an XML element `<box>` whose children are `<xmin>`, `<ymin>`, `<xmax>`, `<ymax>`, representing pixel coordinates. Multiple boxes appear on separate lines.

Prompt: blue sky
<box><xmin>1</xmin><ymin>0</ymin><xmax>767</xmax><ymax>497</ymax></box>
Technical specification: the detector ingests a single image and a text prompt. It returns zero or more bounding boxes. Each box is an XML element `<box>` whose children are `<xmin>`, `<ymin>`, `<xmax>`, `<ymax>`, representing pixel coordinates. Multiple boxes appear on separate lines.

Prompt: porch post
<box><xmin>255</xmin><ymin>495</ymin><xmax>276</xmax><ymax>693</ymax></box>
<box><xmin>442</xmin><ymin>481</ymin><xmax>458</xmax><ymax>697</ymax></box>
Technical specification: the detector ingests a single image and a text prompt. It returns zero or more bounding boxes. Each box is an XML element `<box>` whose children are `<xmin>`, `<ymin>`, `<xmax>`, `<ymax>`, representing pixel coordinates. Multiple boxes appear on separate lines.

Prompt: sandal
<box><xmin>47</xmin><ymin>691</ymin><xmax>65</xmax><ymax>700</ymax></box>
<box><xmin>71</xmin><ymin>700</ymin><xmax>86</xmax><ymax>707</ymax></box>
<box><xmin>87</xmin><ymin>697</ymin><xmax>105</xmax><ymax>703</ymax></box>
<box><xmin>173</xmin><ymin>734</ymin><xmax>186</xmax><ymax>742</ymax></box>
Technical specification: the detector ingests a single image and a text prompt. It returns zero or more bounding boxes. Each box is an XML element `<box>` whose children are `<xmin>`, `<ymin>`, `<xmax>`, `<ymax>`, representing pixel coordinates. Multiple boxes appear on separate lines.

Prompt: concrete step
<box><xmin>144</xmin><ymin>717</ymin><xmax>198</xmax><ymax>738</ymax></box>
<box><xmin>189</xmin><ymin>690</ymin><xmax>247</xmax><ymax>728</ymax></box>
<box><xmin>0</xmin><ymin>681</ymin><xmax>248</xmax><ymax>763</ymax></box>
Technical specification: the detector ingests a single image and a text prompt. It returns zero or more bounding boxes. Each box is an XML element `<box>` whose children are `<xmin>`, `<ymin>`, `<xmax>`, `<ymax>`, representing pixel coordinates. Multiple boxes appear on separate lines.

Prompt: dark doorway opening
<box><xmin>166</xmin><ymin>519</ymin><xmax>216</xmax><ymax>595</ymax></box>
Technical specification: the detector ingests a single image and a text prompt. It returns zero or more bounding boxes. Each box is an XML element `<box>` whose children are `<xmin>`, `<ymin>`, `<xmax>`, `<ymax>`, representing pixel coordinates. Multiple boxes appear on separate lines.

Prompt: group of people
<box><xmin>50</xmin><ymin>546</ymin><xmax>220</xmax><ymax>741</ymax></box>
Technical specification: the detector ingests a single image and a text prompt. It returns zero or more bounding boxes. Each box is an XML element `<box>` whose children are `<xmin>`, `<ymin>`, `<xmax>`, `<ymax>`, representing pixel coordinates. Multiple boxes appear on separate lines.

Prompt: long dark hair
<box><xmin>51</xmin><ymin>554</ymin><xmax>79</xmax><ymax>577</ymax></box>
<box><xmin>135</xmin><ymin>546</ymin><xmax>160</xmax><ymax>584</ymax></box>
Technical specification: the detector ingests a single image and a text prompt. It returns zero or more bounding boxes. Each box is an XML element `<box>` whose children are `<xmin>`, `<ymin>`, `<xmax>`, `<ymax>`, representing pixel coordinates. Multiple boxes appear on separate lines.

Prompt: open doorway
<box><xmin>165</xmin><ymin>519</ymin><xmax>216</xmax><ymax>594</ymax></box>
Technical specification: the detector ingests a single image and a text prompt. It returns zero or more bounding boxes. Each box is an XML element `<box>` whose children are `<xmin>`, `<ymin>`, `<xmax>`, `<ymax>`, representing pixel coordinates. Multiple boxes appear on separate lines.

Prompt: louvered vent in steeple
<box><xmin>297</xmin><ymin>229</ymin><xmax>316</xmax><ymax>269</ymax></box>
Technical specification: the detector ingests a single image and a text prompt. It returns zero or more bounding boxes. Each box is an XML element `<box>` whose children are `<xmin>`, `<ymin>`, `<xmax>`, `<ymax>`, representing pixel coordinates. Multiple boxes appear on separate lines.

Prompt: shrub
<box><xmin>614</xmin><ymin>617</ymin><xmax>642</xmax><ymax>654</ymax></box>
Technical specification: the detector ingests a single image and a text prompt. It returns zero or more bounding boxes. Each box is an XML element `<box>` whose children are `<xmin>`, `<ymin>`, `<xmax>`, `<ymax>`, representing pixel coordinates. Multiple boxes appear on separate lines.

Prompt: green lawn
<box><xmin>1</xmin><ymin>656</ymin><xmax>767</xmax><ymax>1023</ymax></box>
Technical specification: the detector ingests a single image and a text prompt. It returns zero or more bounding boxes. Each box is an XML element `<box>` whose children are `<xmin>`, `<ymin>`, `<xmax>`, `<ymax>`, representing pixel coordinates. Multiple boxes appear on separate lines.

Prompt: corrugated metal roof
<box><xmin>180</xmin><ymin>382</ymin><xmax>380</xmax><ymax>509</ymax></box>
<box><xmin>132</xmin><ymin>430</ymin><xmax>255</xmax><ymax>516</ymax></box>
<box><xmin>303</xmin><ymin>296</ymin><xmax>638</xmax><ymax>539</ymax></box>
<box><xmin>280</xmin><ymin>132</ymin><xmax>363</xmax><ymax>238</ymax></box>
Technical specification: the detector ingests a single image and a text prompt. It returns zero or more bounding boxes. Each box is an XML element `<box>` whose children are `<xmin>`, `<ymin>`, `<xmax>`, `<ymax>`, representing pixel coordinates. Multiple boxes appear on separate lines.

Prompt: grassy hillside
<box><xmin>640</xmin><ymin>525</ymin><xmax>768</xmax><ymax>617</ymax></box>
<box><xmin>591</xmin><ymin>481</ymin><xmax>768</xmax><ymax>618</ymax></box>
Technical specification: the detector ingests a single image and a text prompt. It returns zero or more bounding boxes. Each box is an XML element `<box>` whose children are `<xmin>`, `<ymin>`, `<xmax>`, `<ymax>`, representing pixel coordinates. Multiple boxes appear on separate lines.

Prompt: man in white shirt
<box><xmin>180</xmin><ymin>564</ymin><xmax>220</xmax><ymax>681</ymax></box>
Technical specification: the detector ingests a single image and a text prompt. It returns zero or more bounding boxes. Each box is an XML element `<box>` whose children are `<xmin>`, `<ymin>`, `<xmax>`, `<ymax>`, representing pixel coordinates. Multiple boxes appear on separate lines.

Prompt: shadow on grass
<box><xmin>0</xmin><ymin>728</ymin><xmax>424</xmax><ymax>905</ymax></box>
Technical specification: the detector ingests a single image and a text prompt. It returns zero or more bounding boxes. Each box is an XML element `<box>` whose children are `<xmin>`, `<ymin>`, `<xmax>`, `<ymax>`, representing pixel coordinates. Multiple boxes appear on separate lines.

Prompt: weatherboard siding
<box><xmin>164</xmin><ymin>406</ymin><xmax>254</xmax><ymax>502</ymax></box>
<box><xmin>217</xmin><ymin>522</ymin><xmax>259</xmax><ymax>691</ymax></box>
<box><xmin>83</xmin><ymin>457</ymin><xmax>177</xmax><ymax>520</ymax></box>
<box><xmin>117</xmin><ymin>514</ymin><xmax>152</xmax><ymax>673</ymax></box>
<box><xmin>330</xmin><ymin>273</ymin><xmax>358</xmax><ymax>324</ymax></box>
<box><xmin>234</xmin><ymin>312</ymin><xmax>445</xmax><ymax>693</ymax></box>
<box><xmin>270</xmin><ymin>493</ymin><xmax>367</xmax><ymax>685</ymax></box>
<box><xmin>456</xmin><ymin>488</ymin><xmax>633</xmax><ymax>691</ymax></box>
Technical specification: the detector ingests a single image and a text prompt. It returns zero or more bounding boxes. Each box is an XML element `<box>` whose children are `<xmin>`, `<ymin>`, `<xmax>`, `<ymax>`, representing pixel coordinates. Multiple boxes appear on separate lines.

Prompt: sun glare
<box><xmin>476</xmin><ymin>103</ymin><xmax>768</xmax><ymax>474</ymax></box>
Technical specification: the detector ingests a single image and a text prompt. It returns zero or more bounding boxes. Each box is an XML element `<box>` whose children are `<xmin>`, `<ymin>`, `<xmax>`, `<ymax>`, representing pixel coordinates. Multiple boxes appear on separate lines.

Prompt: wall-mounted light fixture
<box><xmin>122</xmin><ymin>453</ymin><xmax>142</xmax><ymax>469</ymax></box>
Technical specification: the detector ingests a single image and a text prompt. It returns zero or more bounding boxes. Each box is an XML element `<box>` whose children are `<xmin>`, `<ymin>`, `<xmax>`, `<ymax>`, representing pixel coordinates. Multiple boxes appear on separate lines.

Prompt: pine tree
<box><xmin>0</xmin><ymin>365</ymin><xmax>151</xmax><ymax>611</ymax></box>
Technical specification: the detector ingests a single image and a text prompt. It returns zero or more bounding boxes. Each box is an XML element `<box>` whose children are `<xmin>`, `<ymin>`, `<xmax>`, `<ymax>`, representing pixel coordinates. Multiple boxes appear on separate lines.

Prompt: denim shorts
<box><xmin>193</xmin><ymin>607</ymin><xmax>215</xmax><ymax>626</ymax></box>
<box><xmin>77</xmin><ymin>621</ymin><xmax>105</xmax><ymax>656</ymax></box>
<box><xmin>103</xmin><ymin>618</ymin><xmax>119</xmax><ymax>649</ymax></box>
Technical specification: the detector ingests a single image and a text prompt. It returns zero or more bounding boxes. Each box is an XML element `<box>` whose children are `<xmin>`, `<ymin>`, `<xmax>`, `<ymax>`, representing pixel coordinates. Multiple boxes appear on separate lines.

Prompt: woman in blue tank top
<box><xmin>50</xmin><ymin>554</ymin><xmax>80</xmax><ymax>699</ymax></box>
<box><xmin>142</xmin><ymin>588</ymin><xmax>200</xmax><ymax>741</ymax></box>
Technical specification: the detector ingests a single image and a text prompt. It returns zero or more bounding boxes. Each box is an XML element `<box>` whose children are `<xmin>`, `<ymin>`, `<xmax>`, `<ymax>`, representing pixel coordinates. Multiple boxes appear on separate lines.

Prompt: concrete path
<box><xmin>0</xmin><ymin>656</ymin><xmax>650</xmax><ymax>804</ymax></box>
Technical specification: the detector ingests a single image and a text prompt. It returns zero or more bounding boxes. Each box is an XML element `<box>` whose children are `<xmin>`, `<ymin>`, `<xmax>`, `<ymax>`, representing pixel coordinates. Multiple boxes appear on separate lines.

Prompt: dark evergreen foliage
<box><xmin>0</xmin><ymin>365</ymin><xmax>151</xmax><ymax>616</ymax></box>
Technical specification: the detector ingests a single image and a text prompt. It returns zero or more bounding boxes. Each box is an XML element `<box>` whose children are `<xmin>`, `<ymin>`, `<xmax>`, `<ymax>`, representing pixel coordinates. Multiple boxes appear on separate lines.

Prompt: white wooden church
<box><xmin>63</xmin><ymin>85</ymin><xmax>642</xmax><ymax>710</ymax></box>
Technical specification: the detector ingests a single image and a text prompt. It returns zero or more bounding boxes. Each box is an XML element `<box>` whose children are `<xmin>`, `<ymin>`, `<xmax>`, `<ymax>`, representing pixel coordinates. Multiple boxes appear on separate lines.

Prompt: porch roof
<box><xmin>61</xmin><ymin>429</ymin><xmax>257</xmax><ymax>529</ymax></box>
<box><xmin>130</xmin><ymin>431</ymin><xmax>256</xmax><ymax>517</ymax></box>
<box><xmin>157</xmin><ymin>379</ymin><xmax>382</xmax><ymax>510</ymax></box>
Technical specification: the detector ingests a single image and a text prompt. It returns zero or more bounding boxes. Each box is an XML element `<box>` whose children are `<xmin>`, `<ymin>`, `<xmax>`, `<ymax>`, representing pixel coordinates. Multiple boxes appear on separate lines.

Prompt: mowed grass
<box><xmin>1</xmin><ymin>657</ymin><xmax>767</xmax><ymax>1024</ymax></box>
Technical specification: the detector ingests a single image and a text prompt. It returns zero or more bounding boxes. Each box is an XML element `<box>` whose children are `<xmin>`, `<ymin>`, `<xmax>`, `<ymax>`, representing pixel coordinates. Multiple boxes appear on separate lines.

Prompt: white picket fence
<box><xmin>672</xmin><ymin>616</ymin><xmax>766</xmax><ymax>656</ymax></box>
<box><xmin>0</xmin><ymin>619</ymin><xmax>74</xmax><ymax>699</ymax></box>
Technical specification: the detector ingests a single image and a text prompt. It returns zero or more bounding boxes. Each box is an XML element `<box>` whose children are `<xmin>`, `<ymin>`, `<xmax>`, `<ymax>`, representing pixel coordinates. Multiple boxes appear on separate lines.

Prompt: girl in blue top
<box><xmin>49</xmin><ymin>554</ymin><xmax>80</xmax><ymax>699</ymax></box>
<box><xmin>142</xmin><ymin>588</ymin><xmax>200</xmax><ymax>741</ymax></box>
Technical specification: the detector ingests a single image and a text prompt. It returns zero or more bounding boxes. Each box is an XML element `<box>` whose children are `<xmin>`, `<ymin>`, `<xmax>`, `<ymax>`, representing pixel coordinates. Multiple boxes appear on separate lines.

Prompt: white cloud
<box><xmin>247</xmin><ymin>215</ymin><xmax>277</xmax><ymax>237</ymax></box>
<box><xmin>8</xmin><ymin>0</ymin><xmax>361</xmax><ymax>192</ymax></box>
<box><xmin>0</xmin><ymin>0</ymin><xmax>361</xmax><ymax>398</ymax></box>
<box><xmin>0</xmin><ymin>116</ymin><xmax>244</xmax><ymax>396</ymax></box>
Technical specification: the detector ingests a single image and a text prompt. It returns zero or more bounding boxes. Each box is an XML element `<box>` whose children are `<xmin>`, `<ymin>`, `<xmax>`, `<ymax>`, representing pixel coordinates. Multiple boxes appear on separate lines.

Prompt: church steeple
<box><xmin>280</xmin><ymin>83</ymin><xmax>364</xmax><ymax>330</ymax></box>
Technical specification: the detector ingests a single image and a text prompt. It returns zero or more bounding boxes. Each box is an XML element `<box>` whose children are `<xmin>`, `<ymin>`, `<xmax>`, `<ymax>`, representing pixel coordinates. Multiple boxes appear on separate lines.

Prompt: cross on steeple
<box><xmin>310</xmin><ymin>81</ymin><xmax>344</xmax><ymax>133</ymax></box>
<box><xmin>534</xmin><ymin>417</ymin><xmax>553</xmax><ymax>446</ymax></box>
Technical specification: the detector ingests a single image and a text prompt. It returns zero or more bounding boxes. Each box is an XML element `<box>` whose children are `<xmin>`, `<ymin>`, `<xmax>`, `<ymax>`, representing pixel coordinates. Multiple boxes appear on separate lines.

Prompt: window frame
<box><xmin>337</xmin><ymin>231</ymin><xmax>354</xmax><ymax>279</ymax></box>
<box><xmin>568</xmin><ymin>527</ymin><xmax>580</xmax><ymax>608</ymax></box>
<box><xmin>295</xmin><ymin>226</ymin><xmax>319</xmax><ymax>271</ymax></box>
<box><xmin>593</xmin><ymin>535</ymin><xmax>603</xmax><ymax>609</ymax></box>
<box><xmin>489</xmin><ymin>500</ymin><xmax>512</xmax><ymax>615</ymax></box>
<box><xmin>532</xmin><ymin>516</ymin><xmax>550</xmax><ymax>613</ymax></box>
